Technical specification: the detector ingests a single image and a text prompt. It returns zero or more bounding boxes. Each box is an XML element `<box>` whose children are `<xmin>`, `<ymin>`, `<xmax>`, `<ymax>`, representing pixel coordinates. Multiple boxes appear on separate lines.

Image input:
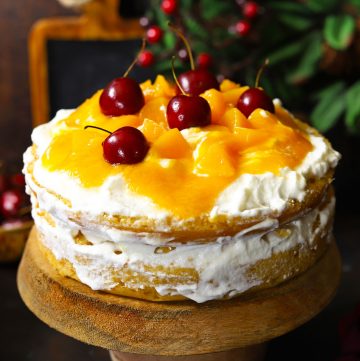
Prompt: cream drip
<box><xmin>32</xmin><ymin>196</ymin><xmax>335</xmax><ymax>302</ymax></box>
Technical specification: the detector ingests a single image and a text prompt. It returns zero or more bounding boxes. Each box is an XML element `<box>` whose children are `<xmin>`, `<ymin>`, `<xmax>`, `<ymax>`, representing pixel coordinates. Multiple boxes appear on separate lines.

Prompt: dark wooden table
<box><xmin>0</xmin><ymin>212</ymin><xmax>359</xmax><ymax>361</ymax></box>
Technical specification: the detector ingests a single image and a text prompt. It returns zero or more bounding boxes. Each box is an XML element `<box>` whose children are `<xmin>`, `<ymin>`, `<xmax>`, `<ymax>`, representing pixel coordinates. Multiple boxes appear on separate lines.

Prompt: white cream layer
<box><xmin>33</xmin><ymin>195</ymin><xmax>335</xmax><ymax>303</ymax></box>
<box><xmin>23</xmin><ymin>108</ymin><xmax>340</xmax><ymax>229</ymax></box>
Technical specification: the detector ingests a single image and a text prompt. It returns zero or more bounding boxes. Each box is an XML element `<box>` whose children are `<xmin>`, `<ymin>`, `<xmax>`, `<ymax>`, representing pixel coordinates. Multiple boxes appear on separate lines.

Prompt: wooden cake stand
<box><xmin>17</xmin><ymin>228</ymin><xmax>341</xmax><ymax>361</ymax></box>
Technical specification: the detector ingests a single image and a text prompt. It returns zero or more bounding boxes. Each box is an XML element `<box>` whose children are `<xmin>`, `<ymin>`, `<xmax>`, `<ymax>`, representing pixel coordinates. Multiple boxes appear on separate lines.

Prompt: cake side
<box><xmin>33</xmin><ymin>187</ymin><xmax>334</xmax><ymax>302</ymax></box>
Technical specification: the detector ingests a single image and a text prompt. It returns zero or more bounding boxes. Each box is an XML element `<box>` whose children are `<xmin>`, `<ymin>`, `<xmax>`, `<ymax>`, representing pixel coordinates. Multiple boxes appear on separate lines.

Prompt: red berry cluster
<box><xmin>234</xmin><ymin>1</ymin><xmax>260</xmax><ymax>37</ymax></box>
<box><xmin>0</xmin><ymin>169</ymin><xmax>30</xmax><ymax>227</ymax></box>
<box><xmin>137</xmin><ymin>0</ymin><xmax>177</xmax><ymax>68</ymax></box>
<box><xmin>138</xmin><ymin>0</ymin><xmax>180</xmax><ymax>69</ymax></box>
<box><xmin>138</xmin><ymin>24</ymin><xmax>163</xmax><ymax>67</ymax></box>
<box><xmin>136</xmin><ymin>25</ymin><xmax>162</xmax><ymax>68</ymax></box>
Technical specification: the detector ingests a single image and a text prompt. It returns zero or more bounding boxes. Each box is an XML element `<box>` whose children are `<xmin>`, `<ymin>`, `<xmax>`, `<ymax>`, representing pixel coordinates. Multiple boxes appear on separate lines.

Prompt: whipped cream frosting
<box><xmin>23</xmin><ymin>107</ymin><xmax>340</xmax><ymax>228</ymax></box>
<box><xmin>33</xmin><ymin>194</ymin><xmax>335</xmax><ymax>302</ymax></box>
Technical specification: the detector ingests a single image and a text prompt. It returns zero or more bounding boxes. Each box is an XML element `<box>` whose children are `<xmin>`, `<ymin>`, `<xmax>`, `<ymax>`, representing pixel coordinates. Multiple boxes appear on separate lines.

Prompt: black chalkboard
<box><xmin>47</xmin><ymin>39</ymin><xmax>155</xmax><ymax>118</ymax></box>
<box><xmin>119</xmin><ymin>0</ymin><xmax>148</xmax><ymax>18</ymax></box>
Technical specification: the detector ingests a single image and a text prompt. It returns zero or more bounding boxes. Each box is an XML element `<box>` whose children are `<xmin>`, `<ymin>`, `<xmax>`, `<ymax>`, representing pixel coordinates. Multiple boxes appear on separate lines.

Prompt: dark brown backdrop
<box><xmin>0</xmin><ymin>0</ymin><xmax>71</xmax><ymax>169</ymax></box>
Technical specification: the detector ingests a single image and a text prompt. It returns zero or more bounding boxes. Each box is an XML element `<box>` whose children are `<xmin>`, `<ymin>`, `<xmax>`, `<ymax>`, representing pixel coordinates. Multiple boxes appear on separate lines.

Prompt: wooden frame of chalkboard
<box><xmin>29</xmin><ymin>0</ymin><xmax>145</xmax><ymax>127</ymax></box>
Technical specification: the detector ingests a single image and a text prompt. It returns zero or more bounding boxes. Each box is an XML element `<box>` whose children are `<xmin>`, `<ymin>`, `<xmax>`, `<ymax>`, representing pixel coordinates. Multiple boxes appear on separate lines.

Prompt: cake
<box><xmin>23</xmin><ymin>75</ymin><xmax>340</xmax><ymax>303</ymax></box>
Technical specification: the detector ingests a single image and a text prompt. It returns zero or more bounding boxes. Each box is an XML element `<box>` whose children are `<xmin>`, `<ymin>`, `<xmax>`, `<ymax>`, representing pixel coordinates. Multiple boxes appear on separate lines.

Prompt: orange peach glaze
<box><xmin>42</xmin><ymin>76</ymin><xmax>312</xmax><ymax>218</ymax></box>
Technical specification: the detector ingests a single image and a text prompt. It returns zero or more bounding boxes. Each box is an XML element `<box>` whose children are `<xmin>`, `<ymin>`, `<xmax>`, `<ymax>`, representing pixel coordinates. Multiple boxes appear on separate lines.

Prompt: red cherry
<box><xmin>161</xmin><ymin>0</ymin><xmax>177</xmax><ymax>14</ymax></box>
<box><xmin>138</xmin><ymin>50</ymin><xmax>154</xmax><ymax>68</ymax></box>
<box><xmin>237</xmin><ymin>88</ymin><xmax>275</xmax><ymax>117</ymax></box>
<box><xmin>168</xmin><ymin>24</ymin><xmax>219</xmax><ymax>95</ymax></box>
<box><xmin>10</xmin><ymin>173</ymin><xmax>25</xmax><ymax>188</ymax></box>
<box><xmin>235</xmin><ymin>20</ymin><xmax>251</xmax><ymax>36</ymax></box>
<box><xmin>243</xmin><ymin>1</ymin><xmax>259</xmax><ymax>18</ymax></box>
<box><xmin>178</xmin><ymin>69</ymin><xmax>219</xmax><ymax>96</ymax></box>
<box><xmin>102</xmin><ymin>127</ymin><xmax>149</xmax><ymax>165</ymax></box>
<box><xmin>100</xmin><ymin>78</ymin><xmax>144</xmax><ymax>117</ymax></box>
<box><xmin>0</xmin><ymin>189</ymin><xmax>23</xmax><ymax>218</ymax></box>
<box><xmin>146</xmin><ymin>25</ymin><xmax>163</xmax><ymax>44</ymax></box>
<box><xmin>167</xmin><ymin>95</ymin><xmax>211</xmax><ymax>130</ymax></box>
<box><xmin>197</xmin><ymin>53</ymin><xmax>213</xmax><ymax>69</ymax></box>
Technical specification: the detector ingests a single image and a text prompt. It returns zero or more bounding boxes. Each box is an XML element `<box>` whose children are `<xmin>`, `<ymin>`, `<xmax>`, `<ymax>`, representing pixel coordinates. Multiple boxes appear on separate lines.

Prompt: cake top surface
<box><xmin>25</xmin><ymin>75</ymin><xmax>340</xmax><ymax>224</ymax></box>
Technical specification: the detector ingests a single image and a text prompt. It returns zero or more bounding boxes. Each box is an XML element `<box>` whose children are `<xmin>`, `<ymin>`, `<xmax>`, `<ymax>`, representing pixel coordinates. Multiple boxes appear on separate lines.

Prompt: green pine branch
<box><xmin>146</xmin><ymin>0</ymin><xmax>360</xmax><ymax>134</ymax></box>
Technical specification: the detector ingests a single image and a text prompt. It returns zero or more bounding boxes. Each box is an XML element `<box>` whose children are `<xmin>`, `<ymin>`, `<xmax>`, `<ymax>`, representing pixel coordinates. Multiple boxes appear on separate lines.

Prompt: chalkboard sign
<box><xmin>28</xmin><ymin>0</ymin><xmax>149</xmax><ymax>126</ymax></box>
<box><xmin>119</xmin><ymin>0</ymin><xmax>147</xmax><ymax>18</ymax></box>
<box><xmin>47</xmin><ymin>39</ymin><xmax>154</xmax><ymax>118</ymax></box>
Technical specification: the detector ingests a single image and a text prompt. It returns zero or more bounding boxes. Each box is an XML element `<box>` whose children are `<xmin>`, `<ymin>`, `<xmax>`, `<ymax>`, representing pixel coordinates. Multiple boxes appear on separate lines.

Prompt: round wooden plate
<box><xmin>17</xmin><ymin>228</ymin><xmax>341</xmax><ymax>358</ymax></box>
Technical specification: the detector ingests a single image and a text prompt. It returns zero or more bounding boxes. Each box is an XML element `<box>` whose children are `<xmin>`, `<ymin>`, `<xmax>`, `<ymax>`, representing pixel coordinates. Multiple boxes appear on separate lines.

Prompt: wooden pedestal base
<box><xmin>110</xmin><ymin>343</ymin><xmax>267</xmax><ymax>361</ymax></box>
<box><xmin>17</xmin><ymin>228</ymin><xmax>341</xmax><ymax>360</ymax></box>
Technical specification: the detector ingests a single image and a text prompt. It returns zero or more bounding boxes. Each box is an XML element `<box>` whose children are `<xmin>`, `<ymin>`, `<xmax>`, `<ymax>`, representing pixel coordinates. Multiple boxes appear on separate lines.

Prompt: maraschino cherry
<box><xmin>167</xmin><ymin>57</ymin><xmax>211</xmax><ymax>130</ymax></box>
<box><xmin>84</xmin><ymin>126</ymin><xmax>149</xmax><ymax>165</ymax></box>
<box><xmin>237</xmin><ymin>59</ymin><xmax>275</xmax><ymax>117</ymax></box>
<box><xmin>100</xmin><ymin>40</ymin><xmax>146</xmax><ymax>117</ymax></box>
<box><xmin>169</xmin><ymin>24</ymin><xmax>219</xmax><ymax>96</ymax></box>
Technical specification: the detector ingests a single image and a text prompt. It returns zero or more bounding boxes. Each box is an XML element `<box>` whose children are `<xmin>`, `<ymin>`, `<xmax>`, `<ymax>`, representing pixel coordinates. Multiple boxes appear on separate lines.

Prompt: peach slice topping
<box><xmin>200</xmin><ymin>89</ymin><xmax>227</xmax><ymax>124</ymax></box>
<box><xmin>140</xmin><ymin>118</ymin><xmax>166</xmax><ymax>143</ymax></box>
<box><xmin>139</xmin><ymin>97</ymin><xmax>169</xmax><ymax>129</ymax></box>
<box><xmin>153</xmin><ymin>129</ymin><xmax>191</xmax><ymax>159</ymax></box>
<box><xmin>220</xmin><ymin>108</ymin><xmax>252</xmax><ymax>131</ymax></box>
<box><xmin>195</xmin><ymin>139</ymin><xmax>236</xmax><ymax>177</ymax></box>
<box><xmin>42</xmin><ymin>77</ymin><xmax>313</xmax><ymax>218</ymax></box>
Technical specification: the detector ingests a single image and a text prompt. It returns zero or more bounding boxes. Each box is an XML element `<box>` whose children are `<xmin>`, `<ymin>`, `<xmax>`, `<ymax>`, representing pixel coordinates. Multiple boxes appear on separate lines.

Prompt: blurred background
<box><xmin>0</xmin><ymin>0</ymin><xmax>359</xmax><ymax>360</ymax></box>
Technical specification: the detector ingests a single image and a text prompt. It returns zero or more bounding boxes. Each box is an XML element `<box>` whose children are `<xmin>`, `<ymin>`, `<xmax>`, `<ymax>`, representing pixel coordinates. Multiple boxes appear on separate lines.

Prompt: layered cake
<box><xmin>23</xmin><ymin>75</ymin><xmax>340</xmax><ymax>303</ymax></box>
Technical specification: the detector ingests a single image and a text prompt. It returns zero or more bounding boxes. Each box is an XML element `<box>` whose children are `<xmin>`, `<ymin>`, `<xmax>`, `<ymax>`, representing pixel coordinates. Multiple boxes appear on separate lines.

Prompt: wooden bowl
<box><xmin>0</xmin><ymin>221</ymin><xmax>33</xmax><ymax>262</ymax></box>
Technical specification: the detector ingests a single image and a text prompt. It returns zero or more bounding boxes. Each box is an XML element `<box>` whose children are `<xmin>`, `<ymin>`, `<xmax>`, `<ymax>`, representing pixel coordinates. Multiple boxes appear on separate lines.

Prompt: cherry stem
<box><xmin>171</xmin><ymin>56</ymin><xmax>186</xmax><ymax>95</ymax></box>
<box><xmin>123</xmin><ymin>38</ymin><xmax>147</xmax><ymax>78</ymax></box>
<box><xmin>84</xmin><ymin>125</ymin><xmax>112</xmax><ymax>135</ymax></box>
<box><xmin>255</xmin><ymin>58</ymin><xmax>269</xmax><ymax>88</ymax></box>
<box><xmin>168</xmin><ymin>22</ymin><xmax>195</xmax><ymax>71</ymax></box>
